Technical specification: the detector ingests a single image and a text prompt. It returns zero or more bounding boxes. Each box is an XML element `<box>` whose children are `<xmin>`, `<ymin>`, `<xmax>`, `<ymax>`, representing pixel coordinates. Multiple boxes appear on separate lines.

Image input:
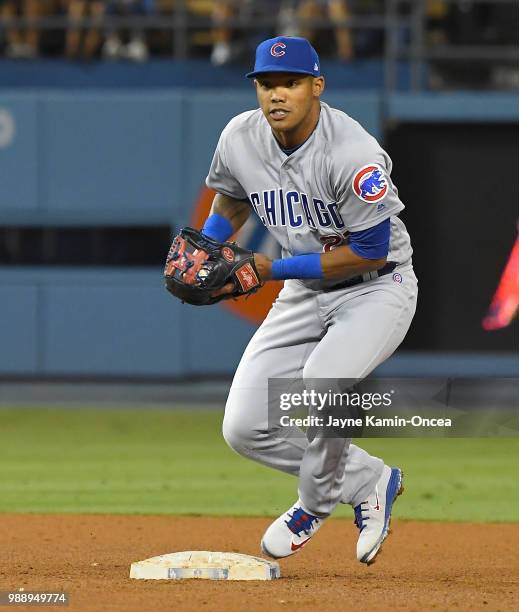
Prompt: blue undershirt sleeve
<box><xmin>348</xmin><ymin>218</ymin><xmax>391</xmax><ymax>260</ymax></box>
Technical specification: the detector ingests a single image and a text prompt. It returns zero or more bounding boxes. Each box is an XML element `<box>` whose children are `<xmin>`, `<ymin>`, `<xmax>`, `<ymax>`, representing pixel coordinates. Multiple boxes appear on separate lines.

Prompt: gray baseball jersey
<box><xmin>208</xmin><ymin>101</ymin><xmax>418</xmax><ymax>518</ymax></box>
<box><xmin>206</xmin><ymin>101</ymin><xmax>412</xmax><ymax>289</ymax></box>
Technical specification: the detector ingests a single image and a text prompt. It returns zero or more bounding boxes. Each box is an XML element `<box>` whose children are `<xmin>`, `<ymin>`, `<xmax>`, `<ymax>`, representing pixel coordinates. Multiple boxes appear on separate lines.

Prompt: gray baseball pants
<box><xmin>222</xmin><ymin>266</ymin><xmax>418</xmax><ymax>516</ymax></box>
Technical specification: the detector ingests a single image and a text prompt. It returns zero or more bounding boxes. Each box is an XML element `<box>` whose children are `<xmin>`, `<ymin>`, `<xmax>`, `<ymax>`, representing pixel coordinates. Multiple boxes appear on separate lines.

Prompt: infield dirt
<box><xmin>1</xmin><ymin>514</ymin><xmax>518</xmax><ymax>612</ymax></box>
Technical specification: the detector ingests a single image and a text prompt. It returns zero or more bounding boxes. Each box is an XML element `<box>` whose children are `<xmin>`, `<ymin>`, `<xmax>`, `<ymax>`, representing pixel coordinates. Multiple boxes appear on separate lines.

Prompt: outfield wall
<box><xmin>1</xmin><ymin>90</ymin><xmax>518</xmax><ymax>377</ymax></box>
<box><xmin>0</xmin><ymin>89</ymin><xmax>381</xmax><ymax>227</ymax></box>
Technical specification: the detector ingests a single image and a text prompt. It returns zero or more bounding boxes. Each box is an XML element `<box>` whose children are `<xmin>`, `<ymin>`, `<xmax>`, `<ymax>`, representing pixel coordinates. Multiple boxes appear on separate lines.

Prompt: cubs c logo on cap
<box><xmin>352</xmin><ymin>164</ymin><xmax>388</xmax><ymax>203</ymax></box>
<box><xmin>270</xmin><ymin>42</ymin><xmax>287</xmax><ymax>57</ymax></box>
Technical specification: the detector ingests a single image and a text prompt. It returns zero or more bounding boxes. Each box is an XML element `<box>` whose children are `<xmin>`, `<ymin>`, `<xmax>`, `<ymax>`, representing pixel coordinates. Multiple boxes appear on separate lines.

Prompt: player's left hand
<box><xmin>211</xmin><ymin>253</ymin><xmax>272</xmax><ymax>297</ymax></box>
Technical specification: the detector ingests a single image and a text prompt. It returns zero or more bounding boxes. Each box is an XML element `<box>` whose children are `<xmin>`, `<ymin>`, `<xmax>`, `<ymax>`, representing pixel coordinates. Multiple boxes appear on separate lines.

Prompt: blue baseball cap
<box><xmin>246</xmin><ymin>36</ymin><xmax>320</xmax><ymax>79</ymax></box>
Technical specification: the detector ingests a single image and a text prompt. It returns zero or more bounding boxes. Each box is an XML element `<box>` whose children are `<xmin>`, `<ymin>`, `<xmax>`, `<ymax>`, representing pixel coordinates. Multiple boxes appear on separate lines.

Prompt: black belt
<box><xmin>323</xmin><ymin>262</ymin><xmax>397</xmax><ymax>293</ymax></box>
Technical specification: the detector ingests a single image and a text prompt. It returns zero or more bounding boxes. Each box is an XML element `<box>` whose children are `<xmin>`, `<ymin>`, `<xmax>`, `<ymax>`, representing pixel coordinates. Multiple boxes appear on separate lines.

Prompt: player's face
<box><xmin>254</xmin><ymin>73</ymin><xmax>325</xmax><ymax>146</ymax></box>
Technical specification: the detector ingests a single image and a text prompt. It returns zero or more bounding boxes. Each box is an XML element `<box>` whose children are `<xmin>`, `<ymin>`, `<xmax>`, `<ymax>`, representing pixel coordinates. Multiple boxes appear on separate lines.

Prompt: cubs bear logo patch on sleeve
<box><xmin>352</xmin><ymin>164</ymin><xmax>389</xmax><ymax>204</ymax></box>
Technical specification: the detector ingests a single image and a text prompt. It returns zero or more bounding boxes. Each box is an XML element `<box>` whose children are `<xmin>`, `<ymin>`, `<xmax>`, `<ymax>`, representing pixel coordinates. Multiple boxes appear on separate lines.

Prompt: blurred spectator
<box><xmin>65</xmin><ymin>0</ymin><xmax>106</xmax><ymax>60</ymax></box>
<box><xmin>211</xmin><ymin>0</ymin><xmax>284</xmax><ymax>66</ymax></box>
<box><xmin>296</xmin><ymin>0</ymin><xmax>354</xmax><ymax>62</ymax></box>
<box><xmin>425</xmin><ymin>1</ymin><xmax>519</xmax><ymax>90</ymax></box>
<box><xmin>352</xmin><ymin>0</ymin><xmax>384</xmax><ymax>58</ymax></box>
<box><xmin>210</xmin><ymin>0</ymin><xmax>235</xmax><ymax>65</ymax></box>
<box><xmin>426</xmin><ymin>0</ymin><xmax>449</xmax><ymax>47</ymax></box>
<box><xmin>102</xmin><ymin>0</ymin><xmax>154</xmax><ymax>62</ymax></box>
<box><xmin>0</xmin><ymin>0</ymin><xmax>44</xmax><ymax>58</ymax></box>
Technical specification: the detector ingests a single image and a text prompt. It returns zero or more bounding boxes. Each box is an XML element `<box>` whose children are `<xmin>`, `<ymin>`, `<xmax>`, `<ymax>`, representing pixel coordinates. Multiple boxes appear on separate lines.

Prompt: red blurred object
<box><xmin>482</xmin><ymin>223</ymin><xmax>519</xmax><ymax>331</ymax></box>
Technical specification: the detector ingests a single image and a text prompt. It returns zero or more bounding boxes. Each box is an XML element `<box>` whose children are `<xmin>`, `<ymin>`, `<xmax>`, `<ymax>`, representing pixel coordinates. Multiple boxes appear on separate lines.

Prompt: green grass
<box><xmin>0</xmin><ymin>407</ymin><xmax>517</xmax><ymax>522</ymax></box>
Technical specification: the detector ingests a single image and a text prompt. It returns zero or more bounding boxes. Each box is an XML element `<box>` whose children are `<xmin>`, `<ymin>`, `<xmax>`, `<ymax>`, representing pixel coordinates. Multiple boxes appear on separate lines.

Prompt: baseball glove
<box><xmin>164</xmin><ymin>227</ymin><xmax>263</xmax><ymax>306</ymax></box>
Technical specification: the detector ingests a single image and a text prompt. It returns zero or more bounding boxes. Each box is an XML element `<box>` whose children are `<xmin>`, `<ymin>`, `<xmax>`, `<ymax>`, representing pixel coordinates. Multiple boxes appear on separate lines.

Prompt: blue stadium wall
<box><xmin>1</xmin><ymin>86</ymin><xmax>518</xmax><ymax>377</ymax></box>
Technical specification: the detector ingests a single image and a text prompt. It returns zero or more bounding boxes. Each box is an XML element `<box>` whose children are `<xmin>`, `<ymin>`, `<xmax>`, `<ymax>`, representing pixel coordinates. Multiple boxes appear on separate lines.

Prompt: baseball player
<box><xmin>201</xmin><ymin>36</ymin><xmax>418</xmax><ymax>563</ymax></box>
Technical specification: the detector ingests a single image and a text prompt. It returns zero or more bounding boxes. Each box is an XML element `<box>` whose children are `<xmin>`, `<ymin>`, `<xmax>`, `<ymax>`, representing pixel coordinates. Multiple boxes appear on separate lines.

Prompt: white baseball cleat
<box><xmin>261</xmin><ymin>500</ymin><xmax>324</xmax><ymax>559</ymax></box>
<box><xmin>354</xmin><ymin>465</ymin><xmax>404</xmax><ymax>564</ymax></box>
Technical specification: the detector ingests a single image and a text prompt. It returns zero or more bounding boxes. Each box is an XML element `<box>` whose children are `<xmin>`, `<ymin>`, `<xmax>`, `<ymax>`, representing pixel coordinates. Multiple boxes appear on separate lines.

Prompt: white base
<box><xmin>130</xmin><ymin>551</ymin><xmax>281</xmax><ymax>581</ymax></box>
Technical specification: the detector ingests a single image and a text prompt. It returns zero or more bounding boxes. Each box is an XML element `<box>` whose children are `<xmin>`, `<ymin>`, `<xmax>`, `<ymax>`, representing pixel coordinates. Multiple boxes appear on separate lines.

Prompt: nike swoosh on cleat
<box><xmin>291</xmin><ymin>538</ymin><xmax>311</xmax><ymax>551</ymax></box>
